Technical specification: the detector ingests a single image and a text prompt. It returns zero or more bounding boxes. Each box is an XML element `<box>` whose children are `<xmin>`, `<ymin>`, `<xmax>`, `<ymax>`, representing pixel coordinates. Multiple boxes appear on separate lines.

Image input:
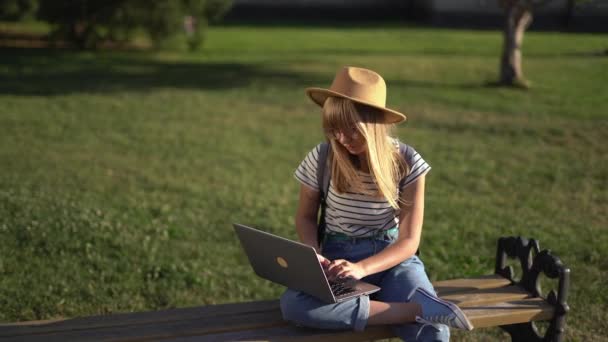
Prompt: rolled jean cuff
<box><xmin>353</xmin><ymin>295</ymin><xmax>370</xmax><ymax>332</ymax></box>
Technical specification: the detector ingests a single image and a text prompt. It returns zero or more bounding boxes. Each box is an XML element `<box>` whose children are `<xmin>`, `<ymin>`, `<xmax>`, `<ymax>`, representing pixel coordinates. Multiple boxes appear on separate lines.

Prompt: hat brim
<box><xmin>305</xmin><ymin>87</ymin><xmax>407</xmax><ymax>124</ymax></box>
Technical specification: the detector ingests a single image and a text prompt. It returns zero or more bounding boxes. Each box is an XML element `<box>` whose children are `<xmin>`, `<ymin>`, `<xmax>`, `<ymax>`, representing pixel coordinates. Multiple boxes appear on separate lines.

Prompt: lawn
<box><xmin>0</xmin><ymin>23</ymin><xmax>606</xmax><ymax>341</ymax></box>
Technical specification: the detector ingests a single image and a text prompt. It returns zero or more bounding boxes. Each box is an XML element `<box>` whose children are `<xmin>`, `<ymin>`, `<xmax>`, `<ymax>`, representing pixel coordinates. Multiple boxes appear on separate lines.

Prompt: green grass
<box><xmin>0</xmin><ymin>23</ymin><xmax>607</xmax><ymax>341</ymax></box>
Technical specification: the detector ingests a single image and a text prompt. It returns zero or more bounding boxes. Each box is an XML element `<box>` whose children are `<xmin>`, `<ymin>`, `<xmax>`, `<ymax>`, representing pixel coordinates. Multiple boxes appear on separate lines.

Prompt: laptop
<box><xmin>233</xmin><ymin>223</ymin><xmax>380</xmax><ymax>303</ymax></box>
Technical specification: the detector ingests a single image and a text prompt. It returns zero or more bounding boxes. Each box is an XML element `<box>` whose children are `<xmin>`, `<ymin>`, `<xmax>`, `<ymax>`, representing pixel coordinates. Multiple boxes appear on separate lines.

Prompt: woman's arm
<box><xmin>295</xmin><ymin>183</ymin><xmax>322</xmax><ymax>253</ymax></box>
<box><xmin>328</xmin><ymin>175</ymin><xmax>426</xmax><ymax>279</ymax></box>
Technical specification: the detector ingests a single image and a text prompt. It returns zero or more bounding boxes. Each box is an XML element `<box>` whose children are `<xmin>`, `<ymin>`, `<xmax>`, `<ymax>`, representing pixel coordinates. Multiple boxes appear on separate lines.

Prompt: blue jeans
<box><xmin>280</xmin><ymin>231</ymin><xmax>450</xmax><ymax>341</ymax></box>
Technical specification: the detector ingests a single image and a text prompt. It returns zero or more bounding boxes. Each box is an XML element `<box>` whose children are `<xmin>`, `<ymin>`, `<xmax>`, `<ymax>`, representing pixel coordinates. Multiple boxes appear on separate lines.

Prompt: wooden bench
<box><xmin>0</xmin><ymin>236</ymin><xmax>570</xmax><ymax>342</ymax></box>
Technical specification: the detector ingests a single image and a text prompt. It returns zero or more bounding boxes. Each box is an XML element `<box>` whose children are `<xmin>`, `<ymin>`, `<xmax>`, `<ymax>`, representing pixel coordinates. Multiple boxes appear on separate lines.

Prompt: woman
<box><xmin>280</xmin><ymin>67</ymin><xmax>473</xmax><ymax>341</ymax></box>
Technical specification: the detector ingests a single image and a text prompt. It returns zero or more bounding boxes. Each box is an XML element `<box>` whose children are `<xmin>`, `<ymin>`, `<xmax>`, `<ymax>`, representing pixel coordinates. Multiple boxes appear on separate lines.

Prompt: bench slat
<box><xmin>434</xmin><ymin>274</ymin><xmax>512</xmax><ymax>295</ymax></box>
<box><xmin>463</xmin><ymin>298</ymin><xmax>555</xmax><ymax>328</ymax></box>
<box><xmin>0</xmin><ymin>300</ymin><xmax>280</xmax><ymax>338</ymax></box>
<box><xmin>160</xmin><ymin>325</ymin><xmax>395</xmax><ymax>342</ymax></box>
<box><xmin>0</xmin><ymin>311</ymin><xmax>285</xmax><ymax>342</ymax></box>
<box><xmin>442</xmin><ymin>285</ymin><xmax>531</xmax><ymax>307</ymax></box>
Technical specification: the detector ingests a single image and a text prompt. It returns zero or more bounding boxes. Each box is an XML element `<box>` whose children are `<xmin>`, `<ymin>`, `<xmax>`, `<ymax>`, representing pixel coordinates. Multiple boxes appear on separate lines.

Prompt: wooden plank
<box><xmin>433</xmin><ymin>275</ymin><xmax>512</xmax><ymax>296</ymax></box>
<box><xmin>0</xmin><ymin>300</ymin><xmax>280</xmax><ymax>337</ymax></box>
<box><xmin>0</xmin><ymin>310</ymin><xmax>285</xmax><ymax>342</ymax></box>
<box><xmin>161</xmin><ymin>325</ymin><xmax>395</xmax><ymax>342</ymax></box>
<box><xmin>441</xmin><ymin>285</ymin><xmax>532</xmax><ymax>307</ymax></box>
<box><xmin>464</xmin><ymin>298</ymin><xmax>555</xmax><ymax>329</ymax></box>
<box><xmin>1</xmin><ymin>318</ymin><xmax>66</xmax><ymax>327</ymax></box>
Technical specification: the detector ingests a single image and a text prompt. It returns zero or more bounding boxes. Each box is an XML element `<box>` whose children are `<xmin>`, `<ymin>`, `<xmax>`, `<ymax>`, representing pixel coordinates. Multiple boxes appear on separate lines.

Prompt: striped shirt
<box><xmin>294</xmin><ymin>141</ymin><xmax>431</xmax><ymax>237</ymax></box>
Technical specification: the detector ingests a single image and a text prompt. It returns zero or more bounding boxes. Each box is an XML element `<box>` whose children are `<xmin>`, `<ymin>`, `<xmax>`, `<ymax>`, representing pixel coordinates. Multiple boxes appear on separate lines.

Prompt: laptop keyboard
<box><xmin>329</xmin><ymin>278</ymin><xmax>357</xmax><ymax>297</ymax></box>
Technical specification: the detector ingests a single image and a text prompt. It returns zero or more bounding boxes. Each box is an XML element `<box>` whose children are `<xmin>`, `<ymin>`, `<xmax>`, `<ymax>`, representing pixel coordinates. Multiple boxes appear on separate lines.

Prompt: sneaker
<box><xmin>408</xmin><ymin>287</ymin><xmax>474</xmax><ymax>331</ymax></box>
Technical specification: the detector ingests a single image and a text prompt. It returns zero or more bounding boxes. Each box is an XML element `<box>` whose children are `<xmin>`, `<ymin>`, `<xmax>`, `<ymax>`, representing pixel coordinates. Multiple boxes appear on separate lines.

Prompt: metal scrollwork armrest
<box><xmin>494</xmin><ymin>236</ymin><xmax>570</xmax><ymax>342</ymax></box>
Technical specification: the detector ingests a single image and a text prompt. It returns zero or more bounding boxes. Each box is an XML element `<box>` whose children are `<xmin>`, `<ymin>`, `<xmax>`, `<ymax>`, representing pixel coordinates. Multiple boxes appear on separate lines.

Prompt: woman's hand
<box><xmin>326</xmin><ymin>259</ymin><xmax>367</xmax><ymax>280</ymax></box>
<box><xmin>317</xmin><ymin>254</ymin><xmax>331</xmax><ymax>268</ymax></box>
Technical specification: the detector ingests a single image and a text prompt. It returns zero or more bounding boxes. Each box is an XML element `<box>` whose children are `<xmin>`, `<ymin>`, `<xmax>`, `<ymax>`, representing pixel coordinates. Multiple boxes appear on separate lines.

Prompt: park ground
<box><xmin>0</xmin><ymin>22</ymin><xmax>607</xmax><ymax>341</ymax></box>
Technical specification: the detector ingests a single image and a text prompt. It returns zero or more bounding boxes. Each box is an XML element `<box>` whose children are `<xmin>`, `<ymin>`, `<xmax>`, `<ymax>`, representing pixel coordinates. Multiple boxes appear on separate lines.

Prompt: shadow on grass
<box><xmin>389</xmin><ymin>78</ymin><xmax>490</xmax><ymax>90</ymax></box>
<box><xmin>0</xmin><ymin>47</ymin><xmax>508</xmax><ymax>97</ymax></box>
<box><xmin>0</xmin><ymin>47</ymin><xmax>324</xmax><ymax>96</ymax></box>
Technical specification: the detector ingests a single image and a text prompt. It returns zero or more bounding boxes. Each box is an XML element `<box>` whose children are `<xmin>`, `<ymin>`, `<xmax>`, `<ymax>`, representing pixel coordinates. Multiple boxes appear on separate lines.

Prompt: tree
<box><xmin>32</xmin><ymin>0</ymin><xmax>232</xmax><ymax>50</ymax></box>
<box><xmin>0</xmin><ymin>0</ymin><xmax>38</xmax><ymax>21</ymax></box>
<box><xmin>498</xmin><ymin>0</ymin><xmax>605</xmax><ymax>87</ymax></box>
<box><xmin>497</xmin><ymin>0</ymin><xmax>554</xmax><ymax>88</ymax></box>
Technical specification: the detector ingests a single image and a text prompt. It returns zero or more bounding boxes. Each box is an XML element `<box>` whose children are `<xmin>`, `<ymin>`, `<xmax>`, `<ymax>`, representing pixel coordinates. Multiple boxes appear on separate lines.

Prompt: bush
<box><xmin>27</xmin><ymin>0</ymin><xmax>232</xmax><ymax>50</ymax></box>
<box><xmin>0</xmin><ymin>0</ymin><xmax>38</xmax><ymax>21</ymax></box>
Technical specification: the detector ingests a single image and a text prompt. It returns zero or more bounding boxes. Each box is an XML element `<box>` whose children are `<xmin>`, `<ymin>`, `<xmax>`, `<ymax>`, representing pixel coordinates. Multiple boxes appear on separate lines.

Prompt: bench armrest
<box><xmin>494</xmin><ymin>236</ymin><xmax>570</xmax><ymax>342</ymax></box>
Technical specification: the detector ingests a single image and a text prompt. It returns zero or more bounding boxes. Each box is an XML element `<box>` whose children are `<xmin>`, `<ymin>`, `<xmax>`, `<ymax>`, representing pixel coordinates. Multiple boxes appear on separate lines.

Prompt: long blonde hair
<box><xmin>322</xmin><ymin>97</ymin><xmax>408</xmax><ymax>209</ymax></box>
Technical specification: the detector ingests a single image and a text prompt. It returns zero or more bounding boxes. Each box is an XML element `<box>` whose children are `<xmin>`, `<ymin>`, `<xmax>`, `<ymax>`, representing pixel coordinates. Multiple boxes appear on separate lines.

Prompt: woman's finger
<box><xmin>336</xmin><ymin>269</ymin><xmax>350</xmax><ymax>279</ymax></box>
<box><xmin>327</xmin><ymin>259</ymin><xmax>345</xmax><ymax>273</ymax></box>
<box><xmin>317</xmin><ymin>254</ymin><xmax>330</xmax><ymax>268</ymax></box>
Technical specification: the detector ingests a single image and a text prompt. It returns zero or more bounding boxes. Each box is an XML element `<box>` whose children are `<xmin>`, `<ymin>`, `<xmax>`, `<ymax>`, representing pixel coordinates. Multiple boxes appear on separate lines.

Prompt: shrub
<box><xmin>31</xmin><ymin>0</ymin><xmax>232</xmax><ymax>50</ymax></box>
<box><xmin>0</xmin><ymin>0</ymin><xmax>38</xmax><ymax>21</ymax></box>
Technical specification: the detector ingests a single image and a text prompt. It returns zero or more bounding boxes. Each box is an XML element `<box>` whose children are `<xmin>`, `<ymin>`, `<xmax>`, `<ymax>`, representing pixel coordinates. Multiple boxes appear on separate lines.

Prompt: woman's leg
<box><xmin>367</xmin><ymin>300</ymin><xmax>420</xmax><ymax>324</ymax></box>
<box><xmin>366</xmin><ymin>300</ymin><xmax>450</xmax><ymax>341</ymax></box>
<box><xmin>280</xmin><ymin>288</ymin><xmax>370</xmax><ymax>331</ymax></box>
<box><xmin>372</xmin><ymin>255</ymin><xmax>450</xmax><ymax>341</ymax></box>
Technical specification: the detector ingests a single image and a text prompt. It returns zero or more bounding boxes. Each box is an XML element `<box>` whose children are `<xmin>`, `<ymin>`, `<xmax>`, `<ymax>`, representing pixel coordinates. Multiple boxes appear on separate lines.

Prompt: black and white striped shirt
<box><xmin>294</xmin><ymin>141</ymin><xmax>431</xmax><ymax>237</ymax></box>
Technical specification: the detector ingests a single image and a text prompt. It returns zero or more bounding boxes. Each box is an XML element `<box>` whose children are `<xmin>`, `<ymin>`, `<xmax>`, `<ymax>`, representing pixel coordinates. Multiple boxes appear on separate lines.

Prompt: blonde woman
<box><xmin>280</xmin><ymin>67</ymin><xmax>473</xmax><ymax>341</ymax></box>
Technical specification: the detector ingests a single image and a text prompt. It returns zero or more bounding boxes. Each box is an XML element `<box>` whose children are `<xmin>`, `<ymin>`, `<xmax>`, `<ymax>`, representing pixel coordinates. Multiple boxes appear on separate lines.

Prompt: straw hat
<box><xmin>305</xmin><ymin>66</ymin><xmax>406</xmax><ymax>124</ymax></box>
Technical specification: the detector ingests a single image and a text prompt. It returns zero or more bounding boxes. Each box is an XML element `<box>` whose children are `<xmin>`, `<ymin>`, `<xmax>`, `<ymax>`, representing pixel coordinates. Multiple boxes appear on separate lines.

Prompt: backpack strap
<box><xmin>316</xmin><ymin>142</ymin><xmax>331</xmax><ymax>245</ymax></box>
<box><xmin>397</xmin><ymin>141</ymin><xmax>421</xmax><ymax>256</ymax></box>
<box><xmin>398</xmin><ymin>142</ymin><xmax>408</xmax><ymax>196</ymax></box>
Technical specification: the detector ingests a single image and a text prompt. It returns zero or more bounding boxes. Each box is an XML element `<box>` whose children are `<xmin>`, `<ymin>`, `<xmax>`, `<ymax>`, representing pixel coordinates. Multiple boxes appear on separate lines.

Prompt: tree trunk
<box><xmin>500</xmin><ymin>2</ymin><xmax>533</xmax><ymax>87</ymax></box>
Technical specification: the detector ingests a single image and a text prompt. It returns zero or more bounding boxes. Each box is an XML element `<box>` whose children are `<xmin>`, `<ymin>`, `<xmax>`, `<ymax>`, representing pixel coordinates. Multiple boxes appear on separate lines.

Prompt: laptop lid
<box><xmin>233</xmin><ymin>223</ymin><xmax>380</xmax><ymax>303</ymax></box>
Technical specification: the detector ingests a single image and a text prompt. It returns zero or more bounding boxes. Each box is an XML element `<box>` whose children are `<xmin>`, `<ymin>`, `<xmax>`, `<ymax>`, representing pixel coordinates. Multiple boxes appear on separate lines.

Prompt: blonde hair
<box><xmin>322</xmin><ymin>97</ymin><xmax>408</xmax><ymax>209</ymax></box>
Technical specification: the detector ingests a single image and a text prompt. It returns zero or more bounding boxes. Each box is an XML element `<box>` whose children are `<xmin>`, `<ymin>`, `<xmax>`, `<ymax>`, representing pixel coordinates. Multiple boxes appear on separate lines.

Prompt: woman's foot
<box><xmin>408</xmin><ymin>287</ymin><xmax>474</xmax><ymax>331</ymax></box>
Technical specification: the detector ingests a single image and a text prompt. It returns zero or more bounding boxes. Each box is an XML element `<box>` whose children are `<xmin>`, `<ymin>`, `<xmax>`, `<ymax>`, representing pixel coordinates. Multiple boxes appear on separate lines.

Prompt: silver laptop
<box><xmin>233</xmin><ymin>223</ymin><xmax>380</xmax><ymax>303</ymax></box>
